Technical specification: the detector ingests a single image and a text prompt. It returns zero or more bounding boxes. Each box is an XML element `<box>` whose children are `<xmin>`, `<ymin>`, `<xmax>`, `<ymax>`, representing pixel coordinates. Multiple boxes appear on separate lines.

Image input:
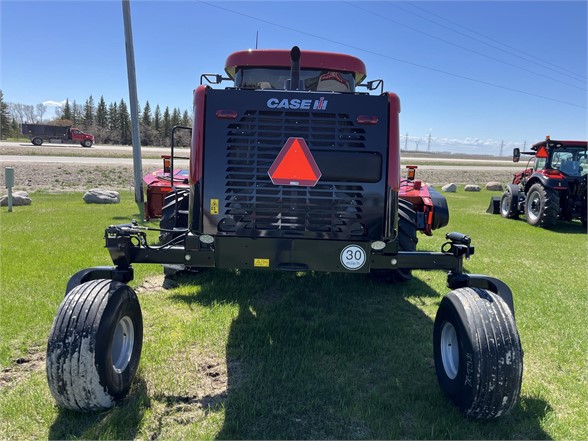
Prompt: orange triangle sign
<box><xmin>268</xmin><ymin>138</ymin><xmax>322</xmax><ymax>186</ymax></box>
<box><xmin>536</xmin><ymin>146</ymin><xmax>548</xmax><ymax>158</ymax></box>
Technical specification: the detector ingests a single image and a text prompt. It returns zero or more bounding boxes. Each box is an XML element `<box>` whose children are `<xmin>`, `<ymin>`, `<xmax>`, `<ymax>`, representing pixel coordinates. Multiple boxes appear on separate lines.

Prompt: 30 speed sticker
<box><xmin>340</xmin><ymin>245</ymin><xmax>366</xmax><ymax>271</ymax></box>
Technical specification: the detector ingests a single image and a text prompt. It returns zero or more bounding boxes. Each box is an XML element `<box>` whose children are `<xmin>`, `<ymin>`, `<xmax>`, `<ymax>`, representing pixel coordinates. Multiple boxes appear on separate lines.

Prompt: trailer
<box><xmin>20</xmin><ymin>123</ymin><xmax>94</xmax><ymax>147</ymax></box>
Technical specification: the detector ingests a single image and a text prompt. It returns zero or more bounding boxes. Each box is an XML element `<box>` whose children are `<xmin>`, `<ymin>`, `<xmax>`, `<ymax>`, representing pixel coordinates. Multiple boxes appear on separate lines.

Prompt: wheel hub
<box><xmin>440</xmin><ymin>321</ymin><xmax>459</xmax><ymax>379</ymax></box>
<box><xmin>112</xmin><ymin>316</ymin><xmax>134</xmax><ymax>373</ymax></box>
<box><xmin>528</xmin><ymin>191</ymin><xmax>541</xmax><ymax>221</ymax></box>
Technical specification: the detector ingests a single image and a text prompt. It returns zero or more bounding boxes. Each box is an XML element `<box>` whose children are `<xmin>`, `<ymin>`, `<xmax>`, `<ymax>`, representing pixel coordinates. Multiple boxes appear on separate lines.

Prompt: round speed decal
<box><xmin>340</xmin><ymin>245</ymin><xmax>366</xmax><ymax>271</ymax></box>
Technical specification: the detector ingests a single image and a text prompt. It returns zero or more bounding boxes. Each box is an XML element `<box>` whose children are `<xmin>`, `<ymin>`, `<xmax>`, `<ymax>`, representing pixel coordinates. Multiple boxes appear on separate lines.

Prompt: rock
<box><xmin>0</xmin><ymin>193</ymin><xmax>32</xmax><ymax>206</ymax></box>
<box><xmin>464</xmin><ymin>184</ymin><xmax>481</xmax><ymax>192</ymax></box>
<box><xmin>485</xmin><ymin>181</ymin><xmax>503</xmax><ymax>191</ymax></box>
<box><xmin>83</xmin><ymin>189</ymin><xmax>120</xmax><ymax>204</ymax></box>
<box><xmin>442</xmin><ymin>183</ymin><xmax>457</xmax><ymax>192</ymax></box>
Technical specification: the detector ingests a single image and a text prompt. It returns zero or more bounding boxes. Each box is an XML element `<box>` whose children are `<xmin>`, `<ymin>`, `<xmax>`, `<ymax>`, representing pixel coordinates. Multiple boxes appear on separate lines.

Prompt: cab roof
<box><xmin>532</xmin><ymin>139</ymin><xmax>587</xmax><ymax>150</ymax></box>
<box><xmin>225</xmin><ymin>49</ymin><xmax>367</xmax><ymax>85</ymax></box>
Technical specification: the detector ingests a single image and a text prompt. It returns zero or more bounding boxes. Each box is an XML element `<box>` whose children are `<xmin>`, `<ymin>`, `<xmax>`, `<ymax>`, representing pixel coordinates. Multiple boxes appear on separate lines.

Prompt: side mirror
<box><xmin>513</xmin><ymin>148</ymin><xmax>520</xmax><ymax>163</ymax></box>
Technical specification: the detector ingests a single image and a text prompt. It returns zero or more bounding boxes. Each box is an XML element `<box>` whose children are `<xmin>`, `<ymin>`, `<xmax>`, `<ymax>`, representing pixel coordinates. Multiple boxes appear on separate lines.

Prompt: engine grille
<box><xmin>223</xmin><ymin>110</ymin><xmax>371</xmax><ymax>236</ymax></box>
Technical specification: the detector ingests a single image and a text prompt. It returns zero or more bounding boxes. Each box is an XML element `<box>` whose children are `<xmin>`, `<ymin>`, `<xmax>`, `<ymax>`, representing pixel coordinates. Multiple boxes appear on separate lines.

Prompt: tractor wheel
<box><xmin>500</xmin><ymin>189</ymin><xmax>518</xmax><ymax>219</ymax></box>
<box><xmin>524</xmin><ymin>183</ymin><xmax>559</xmax><ymax>228</ymax></box>
<box><xmin>371</xmin><ymin>199</ymin><xmax>418</xmax><ymax>283</ymax></box>
<box><xmin>32</xmin><ymin>137</ymin><xmax>43</xmax><ymax>146</ymax></box>
<box><xmin>433</xmin><ymin>287</ymin><xmax>523</xmax><ymax>419</ymax></box>
<box><xmin>46</xmin><ymin>279</ymin><xmax>143</xmax><ymax>411</ymax></box>
<box><xmin>159</xmin><ymin>188</ymin><xmax>190</xmax><ymax>244</ymax></box>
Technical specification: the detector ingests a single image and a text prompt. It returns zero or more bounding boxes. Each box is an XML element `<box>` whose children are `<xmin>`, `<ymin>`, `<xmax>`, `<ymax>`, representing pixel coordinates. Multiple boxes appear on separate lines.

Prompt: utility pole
<box><xmin>500</xmin><ymin>140</ymin><xmax>504</xmax><ymax>157</ymax></box>
<box><xmin>404</xmin><ymin>132</ymin><xmax>408</xmax><ymax>151</ymax></box>
<box><xmin>122</xmin><ymin>0</ymin><xmax>144</xmax><ymax>219</ymax></box>
<box><xmin>415</xmin><ymin>140</ymin><xmax>421</xmax><ymax>151</ymax></box>
<box><xmin>427</xmin><ymin>130</ymin><xmax>432</xmax><ymax>152</ymax></box>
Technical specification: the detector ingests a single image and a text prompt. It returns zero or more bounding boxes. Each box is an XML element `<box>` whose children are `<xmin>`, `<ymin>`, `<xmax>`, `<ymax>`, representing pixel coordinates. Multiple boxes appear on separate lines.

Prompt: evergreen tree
<box><xmin>0</xmin><ymin>90</ymin><xmax>11</xmax><ymax>140</ymax></box>
<box><xmin>119</xmin><ymin>99</ymin><xmax>131</xmax><ymax>145</ymax></box>
<box><xmin>171</xmin><ymin>107</ymin><xmax>181</xmax><ymax>128</ymax></box>
<box><xmin>83</xmin><ymin>95</ymin><xmax>95</xmax><ymax>128</ymax></box>
<box><xmin>181</xmin><ymin>109</ymin><xmax>191</xmax><ymax>127</ymax></box>
<box><xmin>108</xmin><ymin>101</ymin><xmax>119</xmax><ymax>135</ymax></box>
<box><xmin>96</xmin><ymin>96</ymin><xmax>108</xmax><ymax>129</ymax></box>
<box><xmin>61</xmin><ymin>98</ymin><xmax>72</xmax><ymax>121</ymax></box>
<box><xmin>153</xmin><ymin>104</ymin><xmax>161</xmax><ymax>133</ymax></box>
<box><xmin>11</xmin><ymin>118</ymin><xmax>19</xmax><ymax>139</ymax></box>
<box><xmin>71</xmin><ymin>100</ymin><xmax>82</xmax><ymax>126</ymax></box>
<box><xmin>162</xmin><ymin>106</ymin><xmax>171</xmax><ymax>139</ymax></box>
<box><xmin>142</xmin><ymin>101</ymin><xmax>152</xmax><ymax>126</ymax></box>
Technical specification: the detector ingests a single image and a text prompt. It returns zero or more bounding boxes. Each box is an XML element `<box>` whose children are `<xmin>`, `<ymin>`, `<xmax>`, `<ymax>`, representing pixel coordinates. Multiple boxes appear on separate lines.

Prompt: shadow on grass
<box><xmin>48</xmin><ymin>377</ymin><xmax>150</xmax><ymax>440</ymax></box>
<box><xmin>502</xmin><ymin>217</ymin><xmax>586</xmax><ymax>235</ymax></box>
<box><xmin>163</xmin><ymin>269</ymin><xmax>552</xmax><ymax>440</ymax></box>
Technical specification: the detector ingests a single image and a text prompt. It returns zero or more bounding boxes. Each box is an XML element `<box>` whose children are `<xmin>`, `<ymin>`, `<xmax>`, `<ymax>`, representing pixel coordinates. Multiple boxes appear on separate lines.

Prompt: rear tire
<box><xmin>32</xmin><ymin>137</ymin><xmax>43</xmax><ymax>146</ymax></box>
<box><xmin>46</xmin><ymin>279</ymin><xmax>143</xmax><ymax>411</ymax></box>
<box><xmin>524</xmin><ymin>183</ymin><xmax>559</xmax><ymax>228</ymax></box>
<box><xmin>82</xmin><ymin>140</ymin><xmax>93</xmax><ymax>148</ymax></box>
<box><xmin>433</xmin><ymin>288</ymin><xmax>523</xmax><ymax>419</ymax></box>
<box><xmin>371</xmin><ymin>199</ymin><xmax>418</xmax><ymax>283</ymax></box>
<box><xmin>159</xmin><ymin>188</ymin><xmax>190</xmax><ymax>243</ymax></box>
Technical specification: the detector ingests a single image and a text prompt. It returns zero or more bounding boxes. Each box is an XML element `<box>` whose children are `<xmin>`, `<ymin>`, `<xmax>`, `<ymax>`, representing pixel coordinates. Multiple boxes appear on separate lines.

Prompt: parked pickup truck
<box><xmin>20</xmin><ymin>123</ymin><xmax>94</xmax><ymax>147</ymax></box>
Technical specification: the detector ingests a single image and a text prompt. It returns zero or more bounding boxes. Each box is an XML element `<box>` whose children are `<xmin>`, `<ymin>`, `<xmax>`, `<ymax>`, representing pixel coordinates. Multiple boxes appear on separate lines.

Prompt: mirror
<box><xmin>513</xmin><ymin>148</ymin><xmax>520</xmax><ymax>163</ymax></box>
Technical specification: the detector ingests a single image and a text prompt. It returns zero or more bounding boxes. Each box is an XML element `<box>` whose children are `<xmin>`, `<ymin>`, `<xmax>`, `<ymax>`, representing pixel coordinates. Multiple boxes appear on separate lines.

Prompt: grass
<box><xmin>0</xmin><ymin>190</ymin><xmax>586</xmax><ymax>440</ymax></box>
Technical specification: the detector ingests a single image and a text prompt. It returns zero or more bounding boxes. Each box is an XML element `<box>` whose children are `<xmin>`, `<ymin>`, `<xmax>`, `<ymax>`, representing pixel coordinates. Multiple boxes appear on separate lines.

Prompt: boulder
<box><xmin>83</xmin><ymin>189</ymin><xmax>120</xmax><ymax>204</ymax></box>
<box><xmin>442</xmin><ymin>183</ymin><xmax>457</xmax><ymax>193</ymax></box>
<box><xmin>464</xmin><ymin>184</ymin><xmax>481</xmax><ymax>192</ymax></box>
<box><xmin>485</xmin><ymin>181</ymin><xmax>503</xmax><ymax>191</ymax></box>
<box><xmin>1</xmin><ymin>192</ymin><xmax>32</xmax><ymax>206</ymax></box>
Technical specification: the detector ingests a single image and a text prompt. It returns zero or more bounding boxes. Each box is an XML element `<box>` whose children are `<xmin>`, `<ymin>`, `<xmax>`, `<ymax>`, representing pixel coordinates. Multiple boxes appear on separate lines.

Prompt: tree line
<box><xmin>0</xmin><ymin>90</ymin><xmax>192</xmax><ymax>147</ymax></box>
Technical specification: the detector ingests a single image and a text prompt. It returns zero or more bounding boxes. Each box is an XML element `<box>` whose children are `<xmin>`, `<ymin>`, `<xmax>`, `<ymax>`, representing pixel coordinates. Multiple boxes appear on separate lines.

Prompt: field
<box><xmin>0</xmin><ymin>190</ymin><xmax>586</xmax><ymax>440</ymax></box>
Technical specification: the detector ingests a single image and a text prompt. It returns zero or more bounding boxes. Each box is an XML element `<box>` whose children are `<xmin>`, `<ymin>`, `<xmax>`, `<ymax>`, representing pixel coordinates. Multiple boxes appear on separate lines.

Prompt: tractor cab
<box><xmin>224</xmin><ymin>49</ymin><xmax>367</xmax><ymax>92</ymax></box>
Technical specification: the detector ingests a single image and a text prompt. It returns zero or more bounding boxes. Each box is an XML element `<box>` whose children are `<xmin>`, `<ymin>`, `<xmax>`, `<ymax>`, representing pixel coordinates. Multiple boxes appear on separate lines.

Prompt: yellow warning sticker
<box><xmin>210</xmin><ymin>198</ymin><xmax>219</xmax><ymax>215</ymax></box>
<box><xmin>254</xmin><ymin>258</ymin><xmax>270</xmax><ymax>267</ymax></box>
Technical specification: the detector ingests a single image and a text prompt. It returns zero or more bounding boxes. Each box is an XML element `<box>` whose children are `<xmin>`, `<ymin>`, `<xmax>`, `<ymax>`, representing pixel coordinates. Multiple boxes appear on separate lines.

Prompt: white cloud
<box><xmin>42</xmin><ymin>100</ymin><xmax>66</xmax><ymax>107</ymax></box>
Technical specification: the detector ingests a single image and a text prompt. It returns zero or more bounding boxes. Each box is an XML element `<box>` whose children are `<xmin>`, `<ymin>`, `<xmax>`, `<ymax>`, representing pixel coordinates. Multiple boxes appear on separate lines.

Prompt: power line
<box><xmin>198</xmin><ymin>1</ymin><xmax>586</xmax><ymax>109</ymax></box>
<box><xmin>347</xmin><ymin>2</ymin><xmax>585</xmax><ymax>91</ymax></box>
<box><xmin>398</xmin><ymin>1</ymin><xmax>586</xmax><ymax>82</ymax></box>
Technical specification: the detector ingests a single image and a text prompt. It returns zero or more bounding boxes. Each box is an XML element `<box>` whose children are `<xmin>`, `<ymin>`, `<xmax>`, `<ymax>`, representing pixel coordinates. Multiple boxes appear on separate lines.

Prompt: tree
<box><xmin>61</xmin><ymin>99</ymin><xmax>72</xmax><ymax>121</ymax></box>
<box><xmin>71</xmin><ymin>100</ymin><xmax>82</xmax><ymax>126</ymax></box>
<box><xmin>162</xmin><ymin>106</ymin><xmax>171</xmax><ymax>140</ymax></box>
<box><xmin>83</xmin><ymin>95</ymin><xmax>95</xmax><ymax>128</ymax></box>
<box><xmin>95</xmin><ymin>96</ymin><xmax>108</xmax><ymax>129</ymax></box>
<box><xmin>0</xmin><ymin>90</ymin><xmax>11</xmax><ymax>139</ymax></box>
<box><xmin>181</xmin><ymin>109</ymin><xmax>191</xmax><ymax>127</ymax></box>
<box><xmin>35</xmin><ymin>103</ymin><xmax>47</xmax><ymax>123</ymax></box>
<box><xmin>23</xmin><ymin>104</ymin><xmax>36</xmax><ymax>123</ymax></box>
<box><xmin>153</xmin><ymin>104</ymin><xmax>161</xmax><ymax>134</ymax></box>
<box><xmin>108</xmin><ymin>101</ymin><xmax>119</xmax><ymax>138</ymax></box>
<box><xmin>171</xmin><ymin>107</ymin><xmax>181</xmax><ymax>128</ymax></box>
<box><xmin>141</xmin><ymin>101</ymin><xmax>152</xmax><ymax>126</ymax></box>
<box><xmin>119</xmin><ymin>99</ymin><xmax>131</xmax><ymax>145</ymax></box>
<box><xmin>8</xmin><ymin>102</ymin><xmax>26</xmax><ymax>124</ymax></box>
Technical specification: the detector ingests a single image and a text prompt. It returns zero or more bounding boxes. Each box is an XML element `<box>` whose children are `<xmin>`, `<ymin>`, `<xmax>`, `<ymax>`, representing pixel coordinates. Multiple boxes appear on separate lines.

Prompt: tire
<box><xmin>433</xmin><ymin>287</ymin><xmax>523</xmax><ymax>419</ymax></box>
<box><xmin>82</xmin><ymin>140</ymin><xmax>93</xmax><ymax>148</ymax></box>
<box><xmin>371</xmin><ymin>199</ymin><xmax>418</xmax><ymax>283</ymax></box>
<box><xmin>159</xmin><ymin>188</ymin><xmax>190</xmax><ymax>243</ymax></box>
<box><xmin>524</xmin><ymin>183</ymin><xmax>559</xmax><ymax>228</ymax></box>
<box><xmin>32</xmin><ymin>137</ymin><xmax>43</xmax><ymax>146</ymax></box>
<box><xmin>500</xmin><ymin>189</ymin><xmax>518</xmax><ymax>219</ymax></box>
<box><xmin>46</xmin><ymin>279</ymin><xmax>143</xmax><ymax>411</ymax></box>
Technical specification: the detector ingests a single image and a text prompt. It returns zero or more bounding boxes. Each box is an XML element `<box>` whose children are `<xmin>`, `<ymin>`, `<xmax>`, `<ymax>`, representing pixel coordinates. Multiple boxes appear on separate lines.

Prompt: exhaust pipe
<box><xmin>288</xmin><ymin>46</ymin><xmax>301</xmax><ymax>90</ymax></box>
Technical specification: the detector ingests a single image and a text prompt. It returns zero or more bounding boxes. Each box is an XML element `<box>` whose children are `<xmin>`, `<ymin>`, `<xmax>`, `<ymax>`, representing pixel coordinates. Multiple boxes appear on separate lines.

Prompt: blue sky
<box><xmin>1</xmin><ymin>1</ymin><xmax>586</xmax><ymax>154</ymax></box>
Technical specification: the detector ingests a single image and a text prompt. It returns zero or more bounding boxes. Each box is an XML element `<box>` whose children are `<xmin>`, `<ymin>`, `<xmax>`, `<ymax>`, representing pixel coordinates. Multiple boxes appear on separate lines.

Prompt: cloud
<box><xmin>42</xmin><ymin>100</ymin><xmax>66</xmax><ymax>107</ymax></box>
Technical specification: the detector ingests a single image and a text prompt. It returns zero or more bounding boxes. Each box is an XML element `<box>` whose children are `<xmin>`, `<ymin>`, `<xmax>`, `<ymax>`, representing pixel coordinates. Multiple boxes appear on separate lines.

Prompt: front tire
<box><xmin>82</xmin><ymin>140</ymin><xmax>93</xmax><ymax>148</ymax></box>
<box><xmin>524</xmin><ymin>183</ymin><xmax>559</xmax><ymax>227</ymax></box>
<box><xmin>46</xmin><ymin>279</ymin><xmax>143</xmax><ymax>411</ymax></box>
<box><xmin>433</xmin><ymin>288</ymin><xmax>523</xmax><ymax>419</ymax></box>
<box><xmin>500</xmin><ymin>188</ymin><xmax>518</xmax><ymax>219</ymax></box>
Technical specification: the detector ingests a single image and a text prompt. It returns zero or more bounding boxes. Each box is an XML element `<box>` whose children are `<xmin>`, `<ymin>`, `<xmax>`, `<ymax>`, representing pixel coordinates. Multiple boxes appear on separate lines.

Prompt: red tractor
<box><xmin>47</xmin><ymin>47</ymin><xmax>523</xmax><ymax>419</ymax></box>
<box><xmin>496</xmin><ymin>137</ymin><xmax>587</xmax><ymax>228</ymax></box>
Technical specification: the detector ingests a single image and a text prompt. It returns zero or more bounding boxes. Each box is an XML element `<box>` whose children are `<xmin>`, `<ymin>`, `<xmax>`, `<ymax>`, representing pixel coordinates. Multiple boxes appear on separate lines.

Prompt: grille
<box><xmin>224</xmin><ymin>110</ymin><xmax>370</xmax><ymax>236</ymax></box>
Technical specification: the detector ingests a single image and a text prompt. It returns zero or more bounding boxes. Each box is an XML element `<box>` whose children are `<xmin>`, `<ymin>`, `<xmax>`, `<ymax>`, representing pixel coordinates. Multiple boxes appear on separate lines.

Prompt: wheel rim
<box><xmin>500</xmin><ymin>195</ymin><xmax>510</xmax><ymax>215</ymax></box>
<box><xmin>527</xmin><ymin>190</ymin><xmax>541</xmax><ymax>222</ymax></box>
<box><xmin>440</xmin><ymin>321</ymin><xmax>459</xmax><ymax>379</ymax></box>
<box><xmin>111</xmin><ymin>316</ymin><xmax>134</xmax><ymax>373</ymax></box>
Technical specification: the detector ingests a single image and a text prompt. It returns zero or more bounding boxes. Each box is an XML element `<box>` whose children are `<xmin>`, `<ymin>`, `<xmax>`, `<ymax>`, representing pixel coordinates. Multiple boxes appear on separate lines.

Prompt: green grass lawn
<box><xmin>0</xmin><ymin>191</ymin><xmax>586</xmax><ymax>440</ymax></box>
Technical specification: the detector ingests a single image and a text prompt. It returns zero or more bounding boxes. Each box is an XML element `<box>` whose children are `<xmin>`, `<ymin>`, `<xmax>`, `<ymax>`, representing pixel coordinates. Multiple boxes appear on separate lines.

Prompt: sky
<box><xmin>1</xmin><ymin>0</ymin><xmax>586</xmax><ymax>155</ymax></box>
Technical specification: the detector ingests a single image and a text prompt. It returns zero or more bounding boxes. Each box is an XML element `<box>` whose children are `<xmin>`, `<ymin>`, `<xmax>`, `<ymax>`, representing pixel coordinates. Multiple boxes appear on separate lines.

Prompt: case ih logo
<box><xmin>267</xmin><ymin>97</ymin><xmax>328</xmax><ymax>110</ymax></box>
